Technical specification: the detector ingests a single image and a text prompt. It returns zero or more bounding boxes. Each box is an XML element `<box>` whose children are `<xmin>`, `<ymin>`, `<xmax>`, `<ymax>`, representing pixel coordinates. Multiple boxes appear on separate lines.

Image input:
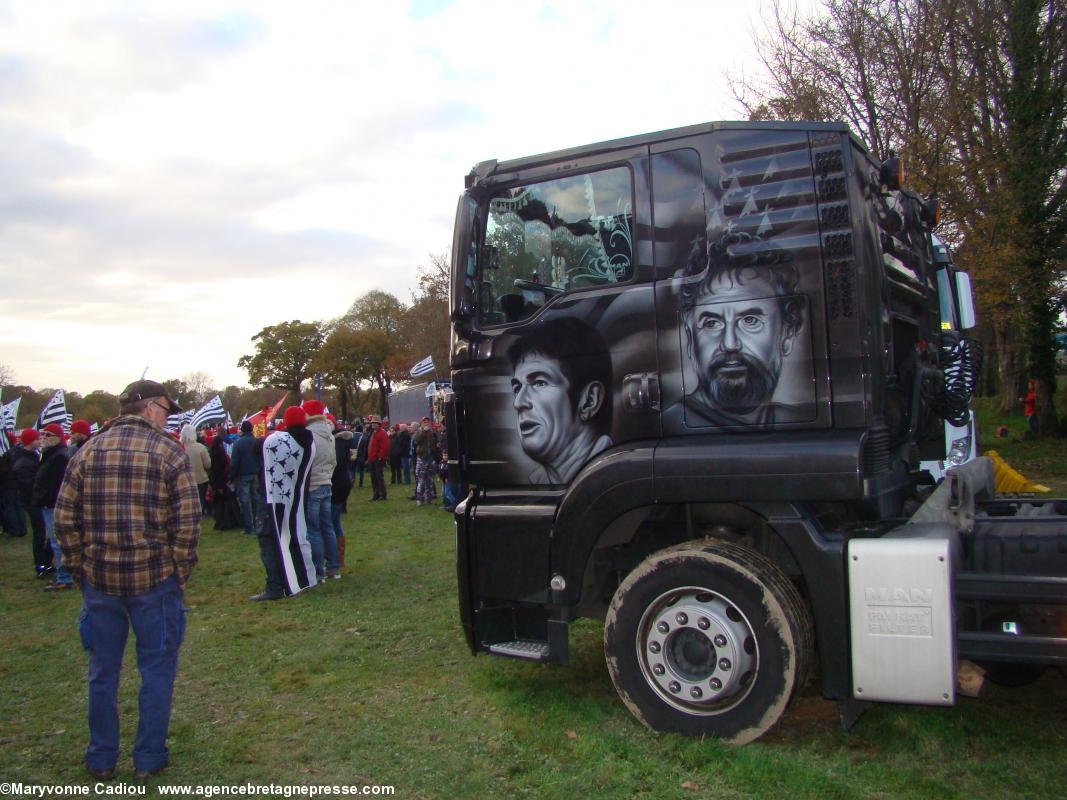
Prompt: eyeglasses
<box><xmin>149</xmin><ymin>400</ymin><xmax>172</xmax><ymax>415</ymax></box>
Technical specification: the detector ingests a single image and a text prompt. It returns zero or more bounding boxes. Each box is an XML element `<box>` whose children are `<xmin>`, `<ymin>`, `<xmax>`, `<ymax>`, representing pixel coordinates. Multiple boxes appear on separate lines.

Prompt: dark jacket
<box><xmin>356</xmin><ymin>429</ymin><xmax>371</xmax><ymax>463</ymax></box>
<box><xmin>11</xmin><ymin>445</ymin><xmax>40</xmax><ymax>505</ymax></box>
<box><xmin>209</xmin><ymin>440</ymin><xmax>230</xmax><ymax>491</ymax></box>
<box><xmin>0</xmin><ymin>449</ymin><xmax>14</xmax><ymax>493</ymax></box>
<box><xmin>388</xmin><ymin>430</ymin><xmax>406</xmax><ymax>462</ymax></box>
<box><xmin>332</xmin><ymin>430</ymin><xmax>354</xmax><ymax>504</ymax></box>
<box><xmin>32</xmin><ymin>443</ymin><xmax>69</xmax><ymax>509</ymax></box>
<box><xmin>228</xmin><ymin>432</ymin><xmax>262</xmax><ymax>480</ymax></box>
<box><xmin>396</xmin><ymin>428</ymin><xmax>411</xmax><ymax>459</ymax></box>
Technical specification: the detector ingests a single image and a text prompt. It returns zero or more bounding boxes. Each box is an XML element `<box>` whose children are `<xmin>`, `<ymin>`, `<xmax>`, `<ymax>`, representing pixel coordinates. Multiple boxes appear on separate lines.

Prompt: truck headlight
<box><xmin>946</xmin><ymin>436</ymin><xmax>972</xmax><ymax>466</ymax></box>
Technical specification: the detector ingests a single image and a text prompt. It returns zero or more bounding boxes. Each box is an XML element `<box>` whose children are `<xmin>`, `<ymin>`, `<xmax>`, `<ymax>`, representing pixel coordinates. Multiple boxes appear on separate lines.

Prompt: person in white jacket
<box><xmin>180</xmin><ymin>423</ymin><xmax>212</xmax><ymax>513</ymax></box>
<box><xmin>301</xmin><ymin>400</ymin><xmax>339</xmax><ymax>580</ymax></box>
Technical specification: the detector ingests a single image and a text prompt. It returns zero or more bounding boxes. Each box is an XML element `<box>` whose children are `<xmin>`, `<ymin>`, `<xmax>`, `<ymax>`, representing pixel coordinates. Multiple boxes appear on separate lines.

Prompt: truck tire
<box><xmin>604</xmin><ymin>540</ymin><xmax>813</xmax><ymax>744</ymax></box>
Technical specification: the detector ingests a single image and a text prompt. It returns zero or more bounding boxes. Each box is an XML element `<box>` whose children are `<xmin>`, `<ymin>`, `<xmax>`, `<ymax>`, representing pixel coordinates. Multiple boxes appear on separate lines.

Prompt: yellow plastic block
<box><xmin>985</xmin><ymin>450</ymin><xmax>1051</xmax><ymax>494</ymax></box>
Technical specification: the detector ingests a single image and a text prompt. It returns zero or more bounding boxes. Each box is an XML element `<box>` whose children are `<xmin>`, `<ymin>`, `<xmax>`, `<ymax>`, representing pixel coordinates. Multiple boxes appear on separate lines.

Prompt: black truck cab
<box><xmin>446</xmin><ymin>121</ymin><xmax>1067</xmax><ymax>743</ymax></box>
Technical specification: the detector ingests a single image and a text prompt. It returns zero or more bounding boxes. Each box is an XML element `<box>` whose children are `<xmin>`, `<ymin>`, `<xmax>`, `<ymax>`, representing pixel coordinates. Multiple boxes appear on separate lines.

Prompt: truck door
<box><xmin>653</xmin><ymin>130</ymin><xmax>831</xmax><ymax>437</ymax></box>
<box><xmin>454</xmin><ymin>148</ymin><xmax>659</xmax><ymax>489</ymax></box>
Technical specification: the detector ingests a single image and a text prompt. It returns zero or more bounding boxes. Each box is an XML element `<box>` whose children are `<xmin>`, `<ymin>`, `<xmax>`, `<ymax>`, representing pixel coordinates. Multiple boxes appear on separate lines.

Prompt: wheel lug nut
<box><xmin>676</xmin><ymin>612</ymin><xmax>688</xmax><ymax>625</ymax></box>
<box><xmin>698</xmin><ymin>617</ymin><xmax>710</xmax><ymax>630</ymax></box>
<box><xmin>710</xmin><ymin>678</ymin><xmax>723</xmax><ymax>690</ymax></box>
<box><xmin>690</xmin><ymin>687</ymin><xmax>703</xmax><ymax>699</ymax></box>
<box><xmin>719</xmin><ymin>658</ymin><xmax>731</xmax><ymax>671</ymax></box>
<box><xmin>668</xmin><ymin>681</ymin><xmax>681</xmax><ymax>694</ymax></box>
<box><xmin>653</xmin><ymin>664</ymin><xmax>665</xmax><ymax>676</ymax></box>
<box><xmin>714</xmin><ymin>634</ymin><xmax>727</xmax><ymax>647</ymax></box>
<box><xmin>657</xmin><ymin>622</ymin><xmax>669</xmax><ymax>634</ymax></box>
<box><xmin>649</xmin><ymin>641</ymin><xmax>661</xmax><ymax>654</ymax></box>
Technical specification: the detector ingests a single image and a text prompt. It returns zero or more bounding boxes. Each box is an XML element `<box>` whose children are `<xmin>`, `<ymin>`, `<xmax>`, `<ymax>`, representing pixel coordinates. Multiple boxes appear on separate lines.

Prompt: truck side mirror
<box><xmin>955</xmin><ymin>272</ymin><xmax>977</xmax><ymax>330</ymax></box>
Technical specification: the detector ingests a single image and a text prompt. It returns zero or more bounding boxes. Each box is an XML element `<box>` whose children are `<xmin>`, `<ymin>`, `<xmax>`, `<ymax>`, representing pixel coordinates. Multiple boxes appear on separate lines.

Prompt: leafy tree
<box><xmin>313</xmin><ymin>325</ymin><xmax>378</xmax><ymax>421</ymax></box>
<box><xmin>161</xmin><ymin>379</ymin><xmax>193</xmax><ymax>410</ymax></box>
<box><xmin>339</xmin><ymin>290</ymin><xmax>406</xmax><ymax>341</ymax></box>
<box><xmin>237</xmin><ymin>320</ymin><xmax>324</xmax><ymax>401</ymax></box>
<box><xmin>398</xmin><ymin>252</ymin><xmax>451</xmax><ymax>382</ymax></box>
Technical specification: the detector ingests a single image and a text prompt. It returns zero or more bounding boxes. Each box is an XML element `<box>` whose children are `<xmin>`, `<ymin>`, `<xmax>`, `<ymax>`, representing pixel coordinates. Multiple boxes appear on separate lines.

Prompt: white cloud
<box><xmin>0</xmin><ymin>0</ymin><xmax>775</xmax><ymax>394</ymax></box>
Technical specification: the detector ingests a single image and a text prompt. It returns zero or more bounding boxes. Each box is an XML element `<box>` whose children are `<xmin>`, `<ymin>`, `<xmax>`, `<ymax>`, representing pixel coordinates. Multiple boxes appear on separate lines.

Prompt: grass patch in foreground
<box><xmin>0</xmin><ymin>479</ymin><xmax>1065</xmax><ymax>798</ymax></box>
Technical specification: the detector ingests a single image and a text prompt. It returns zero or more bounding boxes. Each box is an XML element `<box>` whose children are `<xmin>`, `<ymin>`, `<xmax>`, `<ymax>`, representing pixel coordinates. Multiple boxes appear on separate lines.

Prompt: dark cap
<box><xmin>119</xmin><ymin>380</ymin><xmax>183</xmax><ymax>414</ymax></box>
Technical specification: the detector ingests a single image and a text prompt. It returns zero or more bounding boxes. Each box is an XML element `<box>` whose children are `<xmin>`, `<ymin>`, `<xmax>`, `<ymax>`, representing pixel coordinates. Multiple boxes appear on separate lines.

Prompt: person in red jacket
<box><xmin>366</xmin><ymin>416</ymin><xmax>390</xmax><ymax>501</ymax></box>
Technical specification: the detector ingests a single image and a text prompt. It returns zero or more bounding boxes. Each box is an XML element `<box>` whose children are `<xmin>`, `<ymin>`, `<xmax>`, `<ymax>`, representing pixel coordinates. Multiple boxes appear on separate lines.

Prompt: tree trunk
<box><xmin>338</xmin><ymin>385</ymin><xmax>349</xmax><ymax>422</ymax></box>
<box><xmin>994</xmin><ymin>318</ymin><xmax>1021</xmax><ymax>414</ymax></box>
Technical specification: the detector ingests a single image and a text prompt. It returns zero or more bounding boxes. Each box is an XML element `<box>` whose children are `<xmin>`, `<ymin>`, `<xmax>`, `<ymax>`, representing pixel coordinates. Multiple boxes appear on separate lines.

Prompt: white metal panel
<box><xmin>848</xmin><ymin>537</ymin><xmax>956</xmax><ymax>705</ymax></box>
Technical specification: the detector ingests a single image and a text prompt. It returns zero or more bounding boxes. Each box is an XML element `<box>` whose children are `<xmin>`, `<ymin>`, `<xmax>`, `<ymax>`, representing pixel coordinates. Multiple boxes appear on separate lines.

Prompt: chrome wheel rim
<box><xmin>636</xmin><ymin>587</ymin><xmax>758</xmax><ymax>715</ymax></box>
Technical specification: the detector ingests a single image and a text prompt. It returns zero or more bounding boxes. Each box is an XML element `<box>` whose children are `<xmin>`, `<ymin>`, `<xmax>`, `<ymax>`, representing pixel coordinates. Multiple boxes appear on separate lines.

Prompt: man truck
<box><xmin>444</xmin><ymin>121</ymin><xmax>1066</xmax><ymax>743</ymax></box>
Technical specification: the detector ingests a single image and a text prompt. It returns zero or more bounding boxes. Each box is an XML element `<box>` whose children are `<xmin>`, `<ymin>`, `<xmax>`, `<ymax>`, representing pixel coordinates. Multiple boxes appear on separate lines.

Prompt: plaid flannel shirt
<box><xmin>55</xmin><ymin>414</ymin><xmax>201</xmax><ymax>596</ymax></box>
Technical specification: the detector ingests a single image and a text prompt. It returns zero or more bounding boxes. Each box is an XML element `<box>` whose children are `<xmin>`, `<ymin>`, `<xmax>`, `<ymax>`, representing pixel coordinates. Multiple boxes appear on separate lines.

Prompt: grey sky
<box><xmin>0</xmin><ymin>0</ymin><xmax>769</xmax><ymax>394</ymax></box>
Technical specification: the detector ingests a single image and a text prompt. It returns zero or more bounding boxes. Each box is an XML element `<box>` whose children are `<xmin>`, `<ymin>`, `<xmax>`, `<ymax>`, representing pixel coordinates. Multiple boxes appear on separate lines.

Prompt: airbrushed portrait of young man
<box><xmin>507</xmin><ymin>317</ymin><xmax>614</xmax><ymax>485</ymax></box>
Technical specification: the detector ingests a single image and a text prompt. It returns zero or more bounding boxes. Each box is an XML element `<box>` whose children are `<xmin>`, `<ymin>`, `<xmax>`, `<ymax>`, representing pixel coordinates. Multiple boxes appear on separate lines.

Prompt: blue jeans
<box><xmin>401</xmin><ymin>455</ymin><xmax>412</xmax><ymax>484</ymax></box>
<box><xmin>304</xmin><ymin>485</ymin><xmax>337</xmax><ymax>578</ymax></box>
<box><xmin>79</xmin><ymin>574</ymin><xmax>185</xmax><ymax>774</ymax></box>
<box><xmin>235</xmin><ymin>474</ymin><xmax>263</xmax><ymax>535</ymax></box>
<box><xmin>42</xmin><ymin>507</ymin><xmax>72</xmax><ymax>585</ymax></box>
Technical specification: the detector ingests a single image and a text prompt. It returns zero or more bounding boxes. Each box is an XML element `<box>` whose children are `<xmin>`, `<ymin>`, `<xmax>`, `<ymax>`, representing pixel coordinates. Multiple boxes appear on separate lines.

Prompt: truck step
<box><xmin>487</xmin><ymin>639</ymin><xmax>550</xmax><ymax>660</ymax></box>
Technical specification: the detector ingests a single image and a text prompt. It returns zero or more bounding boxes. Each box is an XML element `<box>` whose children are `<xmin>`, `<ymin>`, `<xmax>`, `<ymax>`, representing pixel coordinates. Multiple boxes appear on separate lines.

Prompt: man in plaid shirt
<box><xmin>55</xmin><ymin>379</ymin><xmax>201</xmax><ymax>781</ymax></box>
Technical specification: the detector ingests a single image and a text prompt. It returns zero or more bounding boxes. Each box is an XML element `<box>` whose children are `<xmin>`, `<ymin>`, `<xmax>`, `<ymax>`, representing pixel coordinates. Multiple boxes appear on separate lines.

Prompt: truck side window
<box><xmin>651</xmin><ymin>148</ymin><xmax>705</xmax><ymax>272</ymax></box>
<box><xmin>479</xmin><ymin>166</ymin><xmax>633</xmax><ymax>326</ymax></box>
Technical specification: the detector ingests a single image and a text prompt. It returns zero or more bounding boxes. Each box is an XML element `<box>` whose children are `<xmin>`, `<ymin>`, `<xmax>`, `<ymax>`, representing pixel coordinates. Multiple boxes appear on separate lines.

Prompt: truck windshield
<box><xmin>479</xmin><ymin>166</ymin><xmax>633</xmax><ymax>325</ymax></box>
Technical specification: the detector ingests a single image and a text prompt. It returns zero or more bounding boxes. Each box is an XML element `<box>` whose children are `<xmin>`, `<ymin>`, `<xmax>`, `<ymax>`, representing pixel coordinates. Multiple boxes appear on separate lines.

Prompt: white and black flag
<box><xmin>410</xmin><ymin>355</ymin><xmax>435</xmax><ymax>378</ymax></box>
<box><xmin>166</xmin><ymin>409</ymin><xmax>194</xmax><ymax>433</ymax></box>
<box><xmin>1</xmin><ymin>397</ymin><xmax>19</xmax><ymax>431</ymax></box>
<box><xmin>263</xmin><ymin>427</ymin><xmax>317</xmax><ymax>595</ymax></box>
<box><xmin>35</xmin><ymin>390</ymin><xmax>67</xmax><ymax>430</ymax></box>
<box><xmin>0</xmin><ymin>397</ymin><xmax>16</xmax><ymax>455</ymax></box>
<box><xmin>191</xmin><ymin>395</ymin><xmax>226</xmax><ymax>429</ymax></box>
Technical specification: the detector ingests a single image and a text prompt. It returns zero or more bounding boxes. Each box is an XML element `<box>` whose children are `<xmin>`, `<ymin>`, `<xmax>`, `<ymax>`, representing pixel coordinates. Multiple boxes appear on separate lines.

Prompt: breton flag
<box><xmin>263</xmin><ymin>426</ymin><xmax>317</xmax><ymax>595</ymax></box>
<box><xmin>0</xmin><ymin>397</ymin><xmax>20</xmax><ymax>454</ymax></box>
<box><xmin>64</xmin><ymin>413</ymin><xmax>73</xmax><ymax>435</ymax></box>
<box><xmin>35</xmin><ymin>390</ymin><xmax>67</xmax><ymax>430</ymax></box>
<box><xmin>166</xmin><ymin>409</ymin><xmax>194</xmax><ymax>433</ymax></box>
<box><xmin>1</xmin><ymin>397</ymin><xmax>19</xmax><ymax>431</ymax></box>
<box><xmin>191</xmin><ymin>395</ymin><xmax>227</xmax><ymax>430</ymax></box>
<box><xmin>410</xmin><ymin>355</ymin><xmax>435</xmax><ymax>378</ymax></box>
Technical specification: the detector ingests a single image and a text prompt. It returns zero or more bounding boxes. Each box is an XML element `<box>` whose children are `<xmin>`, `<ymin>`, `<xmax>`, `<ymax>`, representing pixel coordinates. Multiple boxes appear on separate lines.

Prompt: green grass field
<box><xmin>1</xmin><ymin>421</ymin><xmax>1066</xmax><ymax>798</ymax></box>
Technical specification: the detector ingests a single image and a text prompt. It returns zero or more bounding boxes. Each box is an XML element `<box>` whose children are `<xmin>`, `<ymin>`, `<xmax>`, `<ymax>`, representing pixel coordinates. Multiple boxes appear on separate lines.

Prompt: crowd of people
<box><xmin>0</xmin><ymin>378</ymin><xmax>462</xmax><ymax>781</ymax></box>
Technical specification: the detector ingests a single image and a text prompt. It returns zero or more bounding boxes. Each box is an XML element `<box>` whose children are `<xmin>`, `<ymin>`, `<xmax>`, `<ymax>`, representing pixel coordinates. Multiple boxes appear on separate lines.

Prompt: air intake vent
<box><xmin>820</xmin><ymin>203</ymin><xmax>851</xmax><ymax>229</ymax></box>
<box><xmin>824</xmin><ymin>232</ymin><xmax>853</xmax><ymax>258</ymax></box>
<box><xmin>814</xmin><ymin>149</ymin><xmax>844</xmax><ymax>175</ymax></box>
<box><xmin>826</xmin><ymin>259</ymin><xmax>856</xmax><ymax>320</ymax></box>
<box><xmin>818</xmin><ymin>176</ymin><xmax>846</xmax><ymax>201</ymax></box>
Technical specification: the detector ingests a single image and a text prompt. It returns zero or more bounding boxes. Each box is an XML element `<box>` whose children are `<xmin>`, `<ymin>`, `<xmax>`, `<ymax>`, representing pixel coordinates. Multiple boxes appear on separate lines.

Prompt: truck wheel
<box><xmin>604</xmin><ymin>540</ymin><xmax>813</xmax><ymax>744</ymax></box>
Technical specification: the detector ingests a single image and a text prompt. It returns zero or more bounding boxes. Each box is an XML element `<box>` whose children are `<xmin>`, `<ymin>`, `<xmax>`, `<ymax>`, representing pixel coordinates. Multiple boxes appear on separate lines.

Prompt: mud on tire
<box><xmin>604</xmin><ymin>540</ymin><xmax>813</xmax><ymax>744</ymax></box>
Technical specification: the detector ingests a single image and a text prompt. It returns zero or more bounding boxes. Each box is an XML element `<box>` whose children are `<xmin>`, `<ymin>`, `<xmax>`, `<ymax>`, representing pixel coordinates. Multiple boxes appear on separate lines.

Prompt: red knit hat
<box><xmin>283</xmin><ymin>406</ymin><xmax>308</xmax><ymax>428</ymax></box>
<box><xmin>301</xmin><ymin>399</ymin><xmax>325</xmax><ymax>416</ymax></box>
<box><xmin>326</xmin><ymin>413</ymin><xmax>337</xmax><ymax>426</ymax></box>
<box><xmin>70</xmin><ymin>419</ymin><xmax>92</xmax><ymax>437</ymax></box>
<box><xmin>42</xmin><ymin>423</ymin><xmax>66</xmax><ymax>443</ymax></box>
<box><xmin>20</xmin><ymin>428</ymin><xmax>40</xmax><ymax>446</ymax></box>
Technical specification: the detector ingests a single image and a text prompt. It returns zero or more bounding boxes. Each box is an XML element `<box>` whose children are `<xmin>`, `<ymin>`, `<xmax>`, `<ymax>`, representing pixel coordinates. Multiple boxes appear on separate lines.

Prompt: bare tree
<box><xmin>0</xmin><ymin>363</ymin><xmax>14</xmax><ymax>386</ymax></box>
<box><xmin>182</xmin><ymin>371</ymin><xmax>216</xmax><ymax>407</ymax></box>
